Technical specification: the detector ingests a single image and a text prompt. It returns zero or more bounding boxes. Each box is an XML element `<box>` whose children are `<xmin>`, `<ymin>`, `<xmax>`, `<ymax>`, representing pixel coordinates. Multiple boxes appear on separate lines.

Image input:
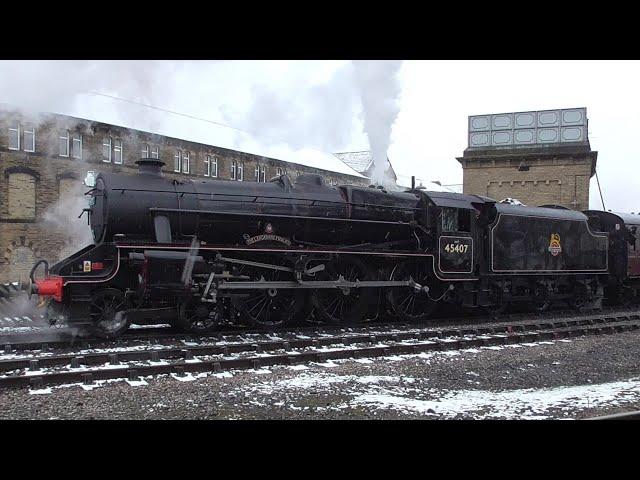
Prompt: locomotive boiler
<box><xmin>27</xmin><ymin>158</ymin><xmax>637</xmax><ymax>338</ymax></box>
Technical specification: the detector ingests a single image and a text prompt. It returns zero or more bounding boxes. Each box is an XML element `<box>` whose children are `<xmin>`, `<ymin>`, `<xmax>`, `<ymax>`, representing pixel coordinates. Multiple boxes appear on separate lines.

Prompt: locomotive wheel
<box><xmin>89</xmin><ymin>288</ymin><xmax>129</xmax><ymax>339</ymax></box>
<box><xmin>386</xmin><ymin>260</ymin><xmax>438</xmax><ymax>322</ymax></box>
<box><xmin>569</xmin><ymin>282</ymin><xmax>590</xmax><ymax>312</ymax></box>
<box><xmin>175</xmin><ymin>300</ymin><xmax>221</xmax><ymax>333</ymax></box>
<box><xmin>311</xmin><ymin>256</ymin><xmax>374</xmax><ymax>325</ymax></box>
<box><xmin>232</xmin><ymin>257</ymin><xmax>303</xmax><ymax>328</ymax></box>
<box><xmin>532</xmin><ymin>286</ymin><xmax>551</xmax><ymax>313</ymax></box>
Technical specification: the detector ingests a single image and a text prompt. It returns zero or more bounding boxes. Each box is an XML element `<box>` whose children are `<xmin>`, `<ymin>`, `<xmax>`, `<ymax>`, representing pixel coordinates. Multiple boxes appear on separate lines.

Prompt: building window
<box><xmin>204</xmin><ymin>155</ymin><xmax>215</xmax><ymax>177</ymax></box>
<box><xmin>276</xmin><ymin>167</ymin><xmax>283</xmax><ymax>176</ymax></box>
<box><xmin>231</xmin><ymin>160</ymin><xmax>237</xmax><ymax>180</ymax></box>
<box><xmin>142</xmin><ymin>144</ymin><xmax>149</xmax><ymax>158</ymax></box>
<box><xmin>255</xmin><ymin>164</ymin><xmax>260</xmax><ymax>182</ymax></box>
<box><xmin>151</xmin><ymin>146</ymin><xmax>159</xmax><ymax>159</ymax></box>
<box><xmin>260</xmin><ymin>166</ymin><xmax>266</xmax><ymax>182</ymax></box>
<box><xmin>8</xmin><ymin>123</ymin><xmax>20</xmax><ymax>150</ymax></box>
<box><xmin>182</xmin><ymin>151</ymin><xmax>190</xmax><ymax>174</ymax></box>
<box><xmin>174</xmin><ymin>151</ymin><xmax>181</xmax><ymax>172</ymax></box>
<box><xmin>255</xmin><ymin>164</ymin><xmax>266</xmax><ymax>182</ymax></box>
<box><xmin>72</xmin><ymin>134</ymin><xmax>82</xmax><ymax>159</ymax></box>
<box><xmin>102</xmin><ymin>137</ymin><xmax>112</xmax><ymax>162</ymax></box>
<box><xmin>238</xmin><ymin>162</ymin><xmax>243</xmax><ymax>181</ymax></box>
<box><xmin>59</xmin><ymin>131</ymin><xmax>69</xmax><ymax>157</ymax></box>
<box><xmin>211</xmin><ymin>156</ymin><xmax>218</xmax><ymax>177</ymax></box>
<box><xmin>114</xmin><ymin>139</ymin><xmax>123</xmax><ymax>164</ymax></box>
<box><xmin>23</xmin><ymin>126</ymin><xmax>35</xmax><ymax>152</ymax></box>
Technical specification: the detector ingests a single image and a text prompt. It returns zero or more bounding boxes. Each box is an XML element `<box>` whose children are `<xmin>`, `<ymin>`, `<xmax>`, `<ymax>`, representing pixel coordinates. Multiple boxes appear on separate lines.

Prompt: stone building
<box><xmin>457</xmin><ymin>108</ymin><xmax>597</xmax><ymax>210</ymax></box>
<box><xmin>0</xmin><ymin>107</ymin><xmax>367</xmax><ymax>283</ymax></box>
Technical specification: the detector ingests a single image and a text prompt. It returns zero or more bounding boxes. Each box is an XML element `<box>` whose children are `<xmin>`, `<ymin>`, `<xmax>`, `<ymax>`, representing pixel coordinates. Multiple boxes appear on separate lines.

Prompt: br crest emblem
<box><xmin>548</xmin><ymin>233</ymin><xmax>562</xmax><ymax>256</ymax></box>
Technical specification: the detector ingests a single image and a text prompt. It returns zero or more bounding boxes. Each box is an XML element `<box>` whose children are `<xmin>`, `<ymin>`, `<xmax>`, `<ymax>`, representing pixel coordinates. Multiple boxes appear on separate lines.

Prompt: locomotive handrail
<box><xmin>110</xmin><ymin>188</ymin><xmax>421</xmax><ymax>212</ymax></box>
<box><xmin>149</xmin><ymin>207</ymin><xmax>415</xmax><ymax>226</ymax></box>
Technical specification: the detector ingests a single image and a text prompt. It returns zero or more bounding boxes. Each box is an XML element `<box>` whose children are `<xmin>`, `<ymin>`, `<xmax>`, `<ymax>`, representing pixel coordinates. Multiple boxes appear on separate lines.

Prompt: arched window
<box><xmin>6</xmin><ymin>168</ymin><xmax>38</xmax><ymax>220</ymax></box>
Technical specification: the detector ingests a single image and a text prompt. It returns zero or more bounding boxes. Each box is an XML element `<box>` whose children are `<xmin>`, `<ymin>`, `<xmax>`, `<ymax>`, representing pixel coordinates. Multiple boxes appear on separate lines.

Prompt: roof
<box><xmin>333</xmin><ymin>151</ymin><xmax>397</xmax><ymax>180</ymax></box>
<box><xmin>585</xmin><ymin>210</ymin><xmax>640</xmax><ymax>227</ymax></box>
<box><xmin>495</xmin><ymin>203</ymin><xmax>588</xmax><ymax>221</ymax></box>
<box><xmin>333</xmin><ymin>151</ymin><xmax>374</xmax><ymax>174</ymax></box>
<box><xmin>0</xmin><ymin>104</ymin><xmax>367</xmax><ymax>180</ymax></box>
<box><xmin>422</xmin><ymin>191</ymin><xmax>490</xmax><ymax>210</ymax></box>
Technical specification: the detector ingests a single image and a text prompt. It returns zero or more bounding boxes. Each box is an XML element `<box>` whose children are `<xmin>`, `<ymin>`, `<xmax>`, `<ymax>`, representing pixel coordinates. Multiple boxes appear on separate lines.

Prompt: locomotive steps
<box><xmin>1</xmin><ymin>309</ymin><xmax>639</xmax><ymax>390</ymax></box>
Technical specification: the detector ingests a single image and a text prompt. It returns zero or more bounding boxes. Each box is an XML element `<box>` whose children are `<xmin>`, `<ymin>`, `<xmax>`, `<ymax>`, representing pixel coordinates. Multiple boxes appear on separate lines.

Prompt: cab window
<box><xmin>441</xmin><ymin>207</ymin><xmax>471</xmax><ymax>233</ymax></box>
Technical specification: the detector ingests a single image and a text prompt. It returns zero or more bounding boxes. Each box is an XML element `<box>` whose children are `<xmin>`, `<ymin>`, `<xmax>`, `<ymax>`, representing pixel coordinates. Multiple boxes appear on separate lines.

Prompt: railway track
<box><xmin>2</xmin><ymin>308</ymin><xmax>639</xmax><ymax>390</ymax></box>
<box><xmin>1</xmin><ymin>305</ymin><xmax>638</xmax><ymax>353</ymax></box>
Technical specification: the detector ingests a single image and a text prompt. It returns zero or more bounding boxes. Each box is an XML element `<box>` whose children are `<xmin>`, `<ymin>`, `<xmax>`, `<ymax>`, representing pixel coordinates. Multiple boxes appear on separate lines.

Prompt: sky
<box><xmin>0</xmin><ymin>60</ymin><xmax>638</xmax><ymax>212</ymax></box>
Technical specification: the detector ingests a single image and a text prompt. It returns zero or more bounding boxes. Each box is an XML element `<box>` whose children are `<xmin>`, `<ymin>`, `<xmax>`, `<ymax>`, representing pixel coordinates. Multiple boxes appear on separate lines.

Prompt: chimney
<box><xmin>135</xmin><ymin>158</ymin><xmax>165</xmax><ymax>176</ymax></box>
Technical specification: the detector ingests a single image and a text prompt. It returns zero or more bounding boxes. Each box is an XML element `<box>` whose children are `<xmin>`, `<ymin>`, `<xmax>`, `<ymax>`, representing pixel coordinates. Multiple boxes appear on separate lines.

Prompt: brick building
<box><xmin>0</xmin><ymin>107</ymin><xmax>368</xmax><ymax>283</ymax></box>
<box><xmin>457</xmin><ymin>108</ymin><xmax>597</xmax><ymax>210</ymax></box>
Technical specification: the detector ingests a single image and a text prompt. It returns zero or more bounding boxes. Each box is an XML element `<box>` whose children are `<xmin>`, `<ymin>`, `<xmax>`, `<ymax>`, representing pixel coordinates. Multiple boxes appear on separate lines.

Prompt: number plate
<box><xmin>439</xmin><ymin>236</ymin><xmax>473</xmax><ymax>273</ymax></box>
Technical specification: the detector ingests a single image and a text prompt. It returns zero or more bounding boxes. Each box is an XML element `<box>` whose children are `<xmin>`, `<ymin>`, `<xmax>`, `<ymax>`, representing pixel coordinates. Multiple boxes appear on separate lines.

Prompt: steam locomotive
<box><xmin>28</xmin><ymin>159</ymin><xmax>640</xmax><ymax>338</ymax></box>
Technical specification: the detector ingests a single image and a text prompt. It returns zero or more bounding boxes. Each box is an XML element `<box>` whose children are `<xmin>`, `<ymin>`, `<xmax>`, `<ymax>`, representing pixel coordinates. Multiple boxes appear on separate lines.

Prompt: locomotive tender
<box><xmin>28</xmin><ymin>159</ymin><xmax>640</xmax><ymax>337</ymax></box>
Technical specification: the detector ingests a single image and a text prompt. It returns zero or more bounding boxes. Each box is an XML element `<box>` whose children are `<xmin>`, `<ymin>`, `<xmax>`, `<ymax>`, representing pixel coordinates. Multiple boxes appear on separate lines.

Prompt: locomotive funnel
<box><xmin>135</xmin><ymin>158</ymin><xmax>165</xmax><ymax>176</ymax></box>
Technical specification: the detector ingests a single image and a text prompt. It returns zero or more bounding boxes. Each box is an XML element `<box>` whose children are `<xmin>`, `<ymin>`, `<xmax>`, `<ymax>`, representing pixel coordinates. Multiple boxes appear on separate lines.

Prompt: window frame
<box><xmin>59</xmin><ymin>131</ymin><xmax>69</xmax><ymax>157</ymax></box>
<box><xmin>231</xmin><ymin>160</ymin><xmax>237</xmax><ymax>180</ymax></box>
<box><xmin>8</xmin><ymin>123</ymin><xmax>20</xmax><ymax>151</ymax></box>
<box><xmin>211</xmin><ymin>156</ymin><xmax>218</xmax><ymax>178</ymax></box>
<box><xmin>102</xmin><ymin>137</ymin><xmax>112</xmax><ymax>163</ymax></box>
<box><xmin>142</xmin><ymin>144</ymin><xmax>149</xmax><ymax>158</ymax></box>
<box><xmin>182</xmin><ymin>151</ymin><xmax>190</xmax><ymax>174</ymax></box>
<box><xmin>238</xmin><ymin>162</ymin><xmax>243</xmax><ymax>181</ymax></box>
<box><xmin>23</xmin><ymin>125</ymin><xmax>35</xmax><ymax>152</ymax></box>
<box><xmin>174</xmin><ymin>150</ymin><xmax>181</xmax><ymax>172</ymax></box>
<box><xmin>151</xmin><ymin>146</ymin><xmax>160</xmax><ymax>159</ymax></box>
<box><xmin>114</xmin><ymin>139</ymin><xmax>123</xmax><ymax>164</ymax></box>
<box><xmin>72</xmin><ymin>134</ymin><xmax>82</xmax><ymax>160</ymax></box>
<box><xmin>260</xmin><ymin>165</ymin><xmax>266</xmax><ymax>183</ymax></box>
<box><xmin>204</xmin><ymin>155</ymin><xmax>211</xmax><ymax>177</ymax></box>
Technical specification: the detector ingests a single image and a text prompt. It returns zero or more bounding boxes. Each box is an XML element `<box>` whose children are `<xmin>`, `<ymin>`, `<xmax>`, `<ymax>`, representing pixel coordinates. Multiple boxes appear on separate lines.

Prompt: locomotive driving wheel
<box><xmin>386</xmin><ymin>260</ymin><xmax>439</xmax><ymax>322</ymax></box>
<box><xmin>231</xmin><ymin>256</ymin><xmax>304</xmax><ymax>328</ymax></box>
<box><xmin>311</xmin><ymin>256</ymin><xmax>375</xmax><ymax>325</ymax></box>
<box><xmin>175</xmin><ymin>299</ymin><xmax>221</xmax><ymax>333</ymax></box>
<box><xmin>89</xmin><ymin>288</ymin><xmax>129</xmax><ymax>339</ymax></box>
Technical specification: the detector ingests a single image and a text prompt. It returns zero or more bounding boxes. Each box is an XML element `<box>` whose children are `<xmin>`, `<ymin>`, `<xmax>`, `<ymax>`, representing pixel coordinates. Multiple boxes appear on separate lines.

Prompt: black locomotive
<box><xmin>28</xmin><ymin>159</ymin><xmax>640</xmax><ymax>337</ymax></box>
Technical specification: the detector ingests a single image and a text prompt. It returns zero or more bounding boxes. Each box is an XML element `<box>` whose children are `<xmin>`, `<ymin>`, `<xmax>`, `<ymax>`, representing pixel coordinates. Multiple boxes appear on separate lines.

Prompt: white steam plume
<box><xmin>352</xmin><ymin>61</ymin><xmax>403</xmax><ymax>186</ymax></box>
<box><xmin>41</xmin><ymin>182</ymin><xmax>94</xmax><ymax>260</ymax></box>
<box><xmin>226</xmin><ymin>62</ymin><xmax>362</xmax><ymax>152</ymax></box>
<box><xmin>0</xmin><ymin>60</ymin><xmax>180</xmax><ymax>126</ymax></box>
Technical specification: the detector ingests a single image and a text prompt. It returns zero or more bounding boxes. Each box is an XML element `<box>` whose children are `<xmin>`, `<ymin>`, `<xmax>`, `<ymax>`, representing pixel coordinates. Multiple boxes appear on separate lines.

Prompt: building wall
<box><xmin>0</xmin><ymin>109</ymin><xmax>367</xmax><ymax>283</ymax></box>
<box><xmin>458</xmin><ymin>149</ymin><xmax>596</xmax><ymax>210</ymax></box>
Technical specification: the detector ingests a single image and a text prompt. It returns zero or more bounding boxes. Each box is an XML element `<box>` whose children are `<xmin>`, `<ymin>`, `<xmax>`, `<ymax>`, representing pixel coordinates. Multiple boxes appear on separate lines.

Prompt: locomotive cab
<box><xmin>418</xmin><ymin>191</ymin><xmax>490</xmax><ymax>278</ymax></box>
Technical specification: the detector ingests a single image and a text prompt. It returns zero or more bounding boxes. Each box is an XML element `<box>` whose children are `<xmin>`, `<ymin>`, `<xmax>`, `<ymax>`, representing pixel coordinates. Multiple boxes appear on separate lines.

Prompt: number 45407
<box><xmin>444</xmin><ymin>243</ymin><xmax>469</xmax><ymax>254</ymax></box>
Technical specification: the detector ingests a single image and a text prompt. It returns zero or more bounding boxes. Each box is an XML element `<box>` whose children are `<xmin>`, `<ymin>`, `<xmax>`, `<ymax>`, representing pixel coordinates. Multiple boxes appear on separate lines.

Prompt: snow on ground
<box><xmin>350</xmin><ymin>379</ymin><xmax>640</xmax><ymax>419</ymax></box>
<box><xmin>19</xmin><ymin>336</ymin><xmax>640</xmax><ymax>419</ymax></box>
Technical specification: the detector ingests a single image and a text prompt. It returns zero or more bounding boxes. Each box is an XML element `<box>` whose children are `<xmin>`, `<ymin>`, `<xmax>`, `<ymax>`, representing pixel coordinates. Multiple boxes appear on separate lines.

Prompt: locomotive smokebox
<box><xmin>135</xmin><ymin>158</ymin><xmax>165</xmax><ymax>176</ymax></box>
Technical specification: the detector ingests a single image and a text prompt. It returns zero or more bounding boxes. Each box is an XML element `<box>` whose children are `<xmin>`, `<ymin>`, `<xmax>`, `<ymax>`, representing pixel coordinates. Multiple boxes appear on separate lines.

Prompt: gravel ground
<box><xmin>1</xmin><ymin>330</ymin><xmax>640</xmax><ymax>420</ymax></box>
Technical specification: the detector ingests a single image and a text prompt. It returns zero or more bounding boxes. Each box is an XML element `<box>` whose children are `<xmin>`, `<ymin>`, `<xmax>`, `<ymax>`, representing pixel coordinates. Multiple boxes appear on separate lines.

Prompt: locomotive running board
<box><xmin>215</xmin><ymin>277</ymin><xmax>421</xmax><ymax>290</ymax></box>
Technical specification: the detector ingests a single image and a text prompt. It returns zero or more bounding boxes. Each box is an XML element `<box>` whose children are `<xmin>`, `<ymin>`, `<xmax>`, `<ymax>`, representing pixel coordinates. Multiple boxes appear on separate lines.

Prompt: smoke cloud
<box><xmin>352</xmin><ymin>61</ymin><xmax>403</xmax><ymax>186</ymax></box>
<box><xmin>41</xmin><ymin>182</ymin><xmax>94</xmax><ymax>260</ymax></box>
<box><xmin>0</xmin><ymin>60</ymin><xmax>180</xmax><ymax>126</ymax></box>
<box><xmin>227</xmin><ymin>62</ymin><xmax>362</xmax><ymax>152</ymax></box>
